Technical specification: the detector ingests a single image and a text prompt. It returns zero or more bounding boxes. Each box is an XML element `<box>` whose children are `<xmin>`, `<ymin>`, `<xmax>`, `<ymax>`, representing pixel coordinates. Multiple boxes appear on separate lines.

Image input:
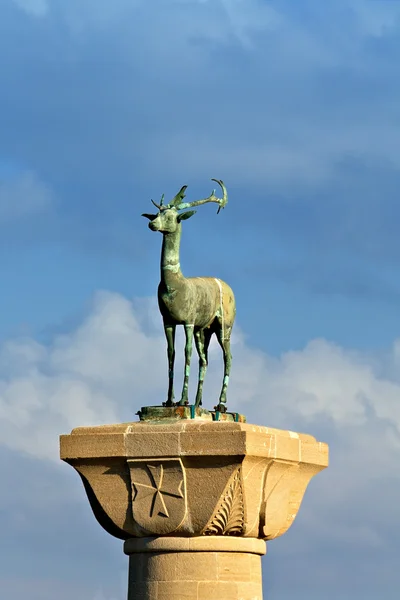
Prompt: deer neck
<box><xmin>160</xmin><ymin>225</ymin><xmax>184</xmax><ymax>287</ymax></box>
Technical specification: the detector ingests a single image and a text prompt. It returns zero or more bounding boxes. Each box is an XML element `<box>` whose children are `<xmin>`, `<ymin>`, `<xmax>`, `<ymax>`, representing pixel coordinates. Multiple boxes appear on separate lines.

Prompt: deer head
<box><xmin>142</xmin><ymin>179</ymin><xmax>227</xmax><ymax>233</ymax></box>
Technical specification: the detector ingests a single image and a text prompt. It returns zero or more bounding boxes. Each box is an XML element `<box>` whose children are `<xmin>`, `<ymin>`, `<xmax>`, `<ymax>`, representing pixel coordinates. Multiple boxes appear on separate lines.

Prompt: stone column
<box><xmin>125</xmin><ymin>536</ymin><xmax>265</xmax><ymax>599</ymax></box>
<box><xmin>60</xmin><ymin>420</ymin><xmax>328</xmax><ymax>600</ymax></box>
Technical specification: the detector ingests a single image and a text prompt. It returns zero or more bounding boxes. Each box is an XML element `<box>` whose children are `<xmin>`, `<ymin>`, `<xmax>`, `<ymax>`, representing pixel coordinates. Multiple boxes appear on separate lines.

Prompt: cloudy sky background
<box><xmin>1</xmin><ymin>0</ymin><xmax>400</xmax><ymax>598</ymax></box>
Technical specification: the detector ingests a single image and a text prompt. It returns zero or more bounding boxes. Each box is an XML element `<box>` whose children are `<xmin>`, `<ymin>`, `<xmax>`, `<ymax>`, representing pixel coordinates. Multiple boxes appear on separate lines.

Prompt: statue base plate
<box><xmin>137</xmin><ymin>405</ymin><xmax>246</xmax><ymax>423</ymax></box>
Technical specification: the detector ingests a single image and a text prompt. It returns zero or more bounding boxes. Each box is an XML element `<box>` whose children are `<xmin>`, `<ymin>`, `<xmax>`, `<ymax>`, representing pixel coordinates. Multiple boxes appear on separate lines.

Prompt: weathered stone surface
<box><xmin>124</xmin><ymin>536</ymin><xmax>266</xmax><ymax>600</ymax></box>
<box><xmin>60</xmin><ymin>420</ymin><xmax>328</xmax><ymax>541</ymax></box>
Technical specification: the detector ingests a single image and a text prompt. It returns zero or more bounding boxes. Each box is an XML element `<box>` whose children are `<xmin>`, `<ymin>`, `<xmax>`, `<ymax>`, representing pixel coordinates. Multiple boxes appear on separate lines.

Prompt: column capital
<box><xmin>60</xmin><ymin>420</ymin><xmax>328</xmax><ymax>541</ymax></box>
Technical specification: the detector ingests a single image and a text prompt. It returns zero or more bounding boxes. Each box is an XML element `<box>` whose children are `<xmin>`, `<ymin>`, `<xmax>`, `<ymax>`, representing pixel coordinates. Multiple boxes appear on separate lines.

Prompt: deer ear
<box><xmin>178</xmin><ymin>210</ymin><xmax>196</xmax><ymax>222</ymax></box>
<box><xmin>142</xmin><ymin>213</ymin><xmax>157</xmax><ymax>220</ymax></box>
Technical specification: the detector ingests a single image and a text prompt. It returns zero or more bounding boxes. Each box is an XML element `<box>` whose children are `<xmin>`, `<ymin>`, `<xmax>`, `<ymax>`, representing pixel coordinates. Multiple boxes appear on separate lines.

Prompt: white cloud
<box><xmin>143</xmin><ymin>116</ymin><xmax>400</xmax><ymax>189</ymax></box>
<box><xmin>52</xmin><ymin>1</ymin><xmax>399</xmax><ymax>189</ymax></box>
<box><xmin>55</xmin><ymin>0</ymin><xmax>280</xmax><ymax>44</ymax></box>
<box><xmin>13</xmin><ymin>0</ymin><xmax>48</xmax><ymax>18</ymax></box>
<box><xmin>7</xmin><ymin>1</ymin><xmax>400</xmax><ymax>189</ymax></box>
<box><xmin>0</xmin><ymin>171</ymin><xmax>54</xmax><ymax>224</ymax></box>
<box><xmin>0</xmin><ymin>292</ymin><xmax>162</xmax><ymax>460</ymax></box>
<box><xmin>144</xmin><ymin>133</ymin><xmax>333</xmax><ymax>187</ymax></box>
<box><xmin>351</xmin><ymin>0</ymin><xmax>400</xmax><ymax>38</ymax></box>
<box><xmin>1</xmin><ymin>290</ymin><xmax>400</xmax><ymax>464</ymax></box>
<box><xmin>0</xmin><ymin>290</ymin><xmax>399</xmax><ymax>595</ymax></box>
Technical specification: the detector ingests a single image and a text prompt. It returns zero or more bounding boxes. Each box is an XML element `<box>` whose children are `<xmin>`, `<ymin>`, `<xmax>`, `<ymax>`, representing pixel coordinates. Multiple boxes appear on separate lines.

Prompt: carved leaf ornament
<box><xmin>204</xmin><ymin>468</ymin><xmax>245</xmax><ymax>536</ymax></box>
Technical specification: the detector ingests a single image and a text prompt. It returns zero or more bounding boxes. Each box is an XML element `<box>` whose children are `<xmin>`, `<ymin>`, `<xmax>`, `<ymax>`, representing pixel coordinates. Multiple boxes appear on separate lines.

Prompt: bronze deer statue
<box><xmin>142</xmin><ymin>180</ymin><xmax>236</xmax><ymax>412</ymax></box>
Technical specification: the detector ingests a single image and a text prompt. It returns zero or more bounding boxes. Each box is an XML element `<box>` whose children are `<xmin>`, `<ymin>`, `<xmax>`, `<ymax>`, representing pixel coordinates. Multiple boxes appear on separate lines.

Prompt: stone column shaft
<box><xmin>125</xmin><ymin>537</ymin><xmax>265</xmax><ymax>600</ymax></box>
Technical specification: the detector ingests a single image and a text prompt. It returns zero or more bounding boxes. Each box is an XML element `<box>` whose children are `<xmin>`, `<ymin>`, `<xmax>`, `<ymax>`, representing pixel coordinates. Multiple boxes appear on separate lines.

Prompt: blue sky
<box><xmin>1</xmin><ymin>0</ymin><xmax>400</xmax><ymax>598</ymax></box>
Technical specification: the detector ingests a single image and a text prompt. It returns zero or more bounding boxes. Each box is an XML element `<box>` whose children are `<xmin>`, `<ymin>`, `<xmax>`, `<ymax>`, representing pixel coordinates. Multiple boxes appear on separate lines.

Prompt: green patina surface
<box><xmin>142</xmin><ymin>179</ymin><xmax>241</xmax><ymax>416</ymax></box>
<box><xmin>137</xmin><ymin>405</ymin><xmax>246</xmax><ymax>423</ymax></box>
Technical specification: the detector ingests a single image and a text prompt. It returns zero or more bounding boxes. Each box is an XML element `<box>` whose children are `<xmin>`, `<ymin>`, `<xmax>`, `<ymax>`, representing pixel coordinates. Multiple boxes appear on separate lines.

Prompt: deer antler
<box><xmin>176</xmin><ymin>179</ymin><xmax>228</xmax><ymax>213</ymax></box>
<box><xmin>151</xmin><ymin>193</ymin><xmax>165</xmax><ymax>211</ymax></box>
<box><xmin>168</xmin><ymin>186</ymin><xmax>188</xmax><ymax>209</ymax></box>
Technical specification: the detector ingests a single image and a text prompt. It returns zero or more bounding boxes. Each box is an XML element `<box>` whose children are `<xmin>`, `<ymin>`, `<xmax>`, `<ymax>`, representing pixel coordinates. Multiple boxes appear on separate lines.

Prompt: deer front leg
<box><xmin>164</xmin><ymin>324</ymin><xmax>176</xmax><ymax>407</ymax></box>
<box><xmin>179</xmin><ymin>323</ymin><xmax>194</xmax><ymax>405</ymax></box>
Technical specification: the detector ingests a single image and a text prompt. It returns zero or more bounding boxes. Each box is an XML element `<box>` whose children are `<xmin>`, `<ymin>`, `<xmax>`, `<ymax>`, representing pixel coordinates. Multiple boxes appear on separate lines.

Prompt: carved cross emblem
<box><xmin>128</xmin><ymin>458</ymin><xmax>187</xmax><ymax>535</ymax></box>
<box><xmin>132</xmin><ymin>463</ymin><xmax>184</xmax><ymax>518</ymax></box>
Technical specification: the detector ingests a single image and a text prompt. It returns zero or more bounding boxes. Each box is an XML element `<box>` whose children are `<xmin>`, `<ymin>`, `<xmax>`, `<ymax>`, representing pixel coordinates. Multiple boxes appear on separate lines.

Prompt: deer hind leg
<box><xmin>216</xmin><ymin>323</ymin><xmax>232</xmax><ymax>412</ymax></box>
<box><xmin>164</xmin><ymin>324</ymin><xmax>176</xmax><ymax>406</ymax></box>
<box><xmin>179</xmin><ymin>323</ymin><xmax>194</xmax><ymax>406</ymax></box>
<box><xmin>194</xmin><ymin>328</ymin><xmax>212</xmax><ymax>407</ymax></box>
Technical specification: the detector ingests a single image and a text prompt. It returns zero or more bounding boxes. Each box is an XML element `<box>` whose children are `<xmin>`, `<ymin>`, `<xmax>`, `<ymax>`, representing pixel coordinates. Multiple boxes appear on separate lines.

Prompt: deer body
<box><xmin>143</xmin><ymin>180</ymin><xmax>236</xmax><ymax>411</ymax></box>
